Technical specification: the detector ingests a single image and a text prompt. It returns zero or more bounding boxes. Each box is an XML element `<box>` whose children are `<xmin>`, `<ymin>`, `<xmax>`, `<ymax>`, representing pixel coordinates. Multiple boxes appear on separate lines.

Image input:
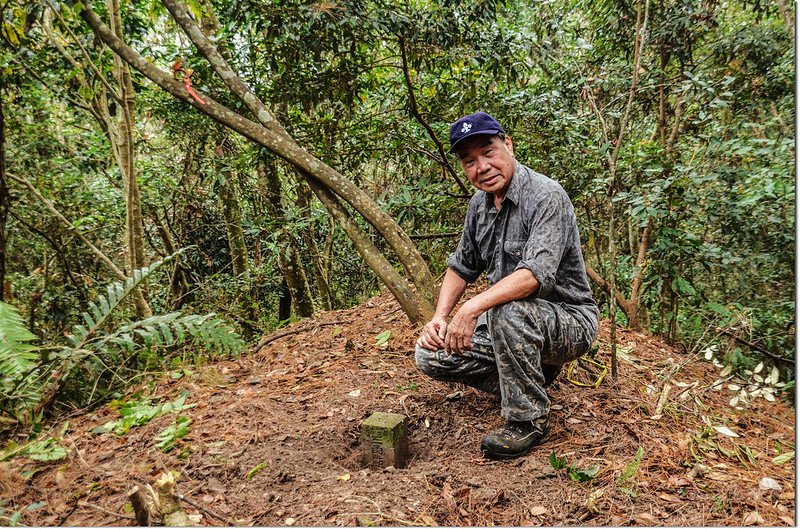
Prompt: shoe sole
<box><xmin>479</xmin><ymin>442</ymin><xmax>538</xmax><ymax>460</ymax></box>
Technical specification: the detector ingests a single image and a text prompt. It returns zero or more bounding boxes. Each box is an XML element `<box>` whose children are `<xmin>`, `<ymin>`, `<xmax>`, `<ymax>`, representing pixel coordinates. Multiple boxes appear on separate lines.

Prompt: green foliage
<box><xmin>0</xmin><ymin>302</ymin><xmax>39</xmax><ymax>408</ymax></box>
<box><xmin>0</xmin><ymin>436</ymin><xmax>67</xmax><ymax>463</ymax></box>
<box><xmin>374</xmin><ymin>330</ymin><xmax>392</xmax><ymax>347</ymax></box>
<box><xmin>0</xmin><ymin>500</ymin><xmax>48</xmax><ymax>527</ymax></box>
<box><xmin>92</xmin><ymin>390</ymin><xmax>195</xmax><ymax>436</ymax></box>
<box><xmin>617</xmin><ymin>445</ymin><xmax>645</xmax><ymax>497</ymax></box>
<box><xmin>246</xmin><ymin>462</ymin><xmax>267</xmax><ymax>479</ymax></box>
<box><xmin>0</xmin><ymin>252</ymin><xmax>242</xmax><ymax>424</ymax></box>
<box><xmin>568</xmin><ymin>464</ymin><xmax>600</xmax><ymax>483</ymax></box>
<box><xmin>549</xmin><ymin>450</ymin><xmax>600</xmax><ymax>483</ymax></box>
<box><xmin>549</xmin><ymin>450</ymin><xmax>567</xmax><ymax>470</ymax></box>
<box><xmin>154</xmin><ymin>416</ymin><xmax>192</xmax><ymax>452</ymax></box>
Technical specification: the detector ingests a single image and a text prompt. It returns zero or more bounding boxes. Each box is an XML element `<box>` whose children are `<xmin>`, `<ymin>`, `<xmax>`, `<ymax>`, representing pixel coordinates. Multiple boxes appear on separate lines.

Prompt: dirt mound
<box><xmin>1</xmin><ymin>290</ymin><xmax>795</xmax><ymax>526</ymax></box>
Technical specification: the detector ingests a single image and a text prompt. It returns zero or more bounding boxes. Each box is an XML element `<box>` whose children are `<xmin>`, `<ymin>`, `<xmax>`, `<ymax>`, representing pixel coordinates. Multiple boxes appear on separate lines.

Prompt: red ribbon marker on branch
<box><xmin>172</xmin><ymin>58</ymin><xmax>206</xmax><ymax>106</ymax></box>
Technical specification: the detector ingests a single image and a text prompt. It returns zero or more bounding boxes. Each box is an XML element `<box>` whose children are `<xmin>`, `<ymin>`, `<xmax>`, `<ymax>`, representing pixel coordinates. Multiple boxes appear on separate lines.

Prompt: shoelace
<box><xmin>501</xmin><ymin>422</ymin><xmax>533</xmax><ymax>437</ymax></box>
<box><xmin>501</xmin><ymin>420</ymin><xmax>546</xmax><ymax>438</ymax></box>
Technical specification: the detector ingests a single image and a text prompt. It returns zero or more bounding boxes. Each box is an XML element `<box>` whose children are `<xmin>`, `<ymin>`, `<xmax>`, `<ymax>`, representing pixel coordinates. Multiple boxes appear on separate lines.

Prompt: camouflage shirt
<box><xmin>447</xmin><ymin>162</ymin><xmax>599</xmax><ymax>330</ymax></box>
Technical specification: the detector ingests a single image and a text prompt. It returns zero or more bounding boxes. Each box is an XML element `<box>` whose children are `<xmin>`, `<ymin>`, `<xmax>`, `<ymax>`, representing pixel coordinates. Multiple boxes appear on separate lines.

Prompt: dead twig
<box><xmin>77</xmin><ymin>501</ymin><xmax>136</xmax><ymax>521</ymax></box>
<box><xmin>252</xmin><ymin>320</ymin><xmax>351</xmax><ymax>354</ymax></box>
<box><xmin>650</xmin><ymin>383</ymin><xmax>672</xmax><ymax>419</ymax></box>
<box><xmin>175</xmin><ymin>492</ymin><xmax>237</xmax><ymax>526</ymax></box>
<box><xmin>714</xmin><ymin>327</ymin><xmax>791</xmax><ymax>366</ymax></box>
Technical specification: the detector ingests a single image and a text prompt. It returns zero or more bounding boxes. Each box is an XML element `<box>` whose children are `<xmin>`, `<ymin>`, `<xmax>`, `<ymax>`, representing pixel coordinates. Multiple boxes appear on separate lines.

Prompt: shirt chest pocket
<box><xmin>503</xmin><ymin>240</ymin><xmax>526</xmax><ymax>261</ymax></box>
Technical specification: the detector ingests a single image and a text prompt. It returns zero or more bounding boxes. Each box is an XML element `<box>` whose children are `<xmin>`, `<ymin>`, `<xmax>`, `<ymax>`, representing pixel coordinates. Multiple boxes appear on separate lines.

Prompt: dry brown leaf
<box><xmin>658</xmin><ymin>493</ymin><xmax>681</xmax><ymax>502</ymax></box>
<box><xmin>668</xmin><ymin>476</ymin><xmax>691</xmax><ymax>488</ymax></box>
<box><xmin>634</xmin><ymin>513</ymin><xmax>658</xmax><ymax>525</ymax></box>
<box><xmin>742</xmin><ymin>511</ymin><xmax>764</xmax><ymax>525</ymax></box>
<box><xmin>418</xmin><ymin>515</ymin><xmax>437</xmax><ymax>526</ymax></box>
<box><xmin>530</xmin><ymin>506</ymin><xmax>548</xmax><ymax>516</ymax></box>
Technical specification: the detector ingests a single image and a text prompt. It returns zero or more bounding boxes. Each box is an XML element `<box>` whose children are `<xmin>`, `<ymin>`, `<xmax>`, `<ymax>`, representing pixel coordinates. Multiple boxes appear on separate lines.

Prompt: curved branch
<box><xmin>585</xmin><ymin>264</ymin><xmax>630</xmax><ymax>313</ymax></box>
<box><xmin>398</xmin><ymin>35</ymin><xmax>469</xmax><ymax>195</ymax></box>
<box><xmin>8</xmin><ymin>172</ymin><xmax>126</xmax><ymax>280</ymax></box>
<box><xmin>97</xmin><ymin>0</ymin><xmax>435</xmax><ymax>304</ymax></box>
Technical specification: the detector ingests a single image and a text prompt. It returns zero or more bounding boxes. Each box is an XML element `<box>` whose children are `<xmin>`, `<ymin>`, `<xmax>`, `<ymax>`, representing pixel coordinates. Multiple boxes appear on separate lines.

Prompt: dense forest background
<box><xmin>0</xmin><ymin>0</ymin><xmax>794</xmax><ymax>426</ymax></box>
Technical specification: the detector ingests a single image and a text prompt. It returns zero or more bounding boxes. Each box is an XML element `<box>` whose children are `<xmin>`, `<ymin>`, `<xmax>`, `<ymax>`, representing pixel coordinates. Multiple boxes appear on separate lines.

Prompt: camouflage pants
<box><xmin>415</xmin><ymin>298</ymin><xmax>597</xmax><ymax>421</ymax></box>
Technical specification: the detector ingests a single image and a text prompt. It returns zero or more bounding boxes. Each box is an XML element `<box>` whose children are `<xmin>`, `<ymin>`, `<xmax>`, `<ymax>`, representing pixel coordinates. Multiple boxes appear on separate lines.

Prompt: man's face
<box><xmin>456</xmin><ymin>135</ymin><xmax>516</xmax><ymax>197</ymax></box>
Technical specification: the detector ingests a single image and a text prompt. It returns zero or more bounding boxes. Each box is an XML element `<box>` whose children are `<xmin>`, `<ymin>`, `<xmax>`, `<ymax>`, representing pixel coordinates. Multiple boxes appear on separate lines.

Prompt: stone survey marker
<box><xmin>361</xmin><ymin>412</ymin><xmax>409</xmax><ymax>469</ymax></box>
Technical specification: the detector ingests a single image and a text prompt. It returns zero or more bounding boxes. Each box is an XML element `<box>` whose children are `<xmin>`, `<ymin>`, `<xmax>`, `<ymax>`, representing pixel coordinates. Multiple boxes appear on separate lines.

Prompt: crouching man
<box><xmin>415</xmin><ymin>111</ymin><xmax>599</xmax><ymax>459</ymax></box>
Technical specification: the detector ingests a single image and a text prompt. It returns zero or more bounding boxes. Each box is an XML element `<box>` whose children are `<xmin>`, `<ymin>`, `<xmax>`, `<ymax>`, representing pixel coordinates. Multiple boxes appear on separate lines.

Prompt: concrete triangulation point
<box><xmin>360</xmin><ymin>412</ymin><xmax>409</xmax><ymax>469</ymax></box>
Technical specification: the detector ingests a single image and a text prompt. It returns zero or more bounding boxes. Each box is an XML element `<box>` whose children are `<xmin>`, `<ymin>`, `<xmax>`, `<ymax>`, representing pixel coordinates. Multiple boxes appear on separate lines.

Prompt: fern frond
<box><xmin>0</xmin><ymin>302</ymin><xmax>39</xmax><ymax>381</ymax></box>
<box><xmin>72</xmin><ymin>249</ymin><xmax>188</xmax><ymax>348</ymax></box>
<box><xmin>92</xmin><ymin>311</ymin><xmax>243</xmax><ymax>358</ymax></box>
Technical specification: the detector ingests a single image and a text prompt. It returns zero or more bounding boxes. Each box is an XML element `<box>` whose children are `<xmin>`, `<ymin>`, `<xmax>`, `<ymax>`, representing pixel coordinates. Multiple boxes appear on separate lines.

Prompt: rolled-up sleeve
<box><xmin>514</xmin><ymin>191</ymin><xmax>573</xmax><ymax>298</ymax></box>
<box><xmin>446</xmin><ymin>198</ymin><xmax>485</xmax><ymax>283</ymax></box>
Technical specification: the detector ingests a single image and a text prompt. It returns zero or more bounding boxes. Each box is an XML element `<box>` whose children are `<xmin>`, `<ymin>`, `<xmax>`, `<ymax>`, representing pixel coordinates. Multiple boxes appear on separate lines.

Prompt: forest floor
<box><xmin>0</xmin><ymin>288</ymin><xmax>796</xmax><ymax>526</ymax></box>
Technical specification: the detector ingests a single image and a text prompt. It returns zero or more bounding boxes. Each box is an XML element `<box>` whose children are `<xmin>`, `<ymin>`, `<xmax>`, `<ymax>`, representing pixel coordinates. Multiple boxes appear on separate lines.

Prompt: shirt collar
<box><xmin>483</xmin><ymin>161</ymin><xmax>523</xmax><ymax>210</ymax></box>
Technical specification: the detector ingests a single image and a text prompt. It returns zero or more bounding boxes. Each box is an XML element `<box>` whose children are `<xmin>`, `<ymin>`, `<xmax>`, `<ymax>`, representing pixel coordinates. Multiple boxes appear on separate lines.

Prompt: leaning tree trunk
<box><xmin>306</xmin><ymin>177</ymin><xmax>431</xmax><ymax>326</ymax></box>
<box><xmin>78</xmin><ymin>1</ymin><xmax>434</xmax><ymax>324</ymax></box>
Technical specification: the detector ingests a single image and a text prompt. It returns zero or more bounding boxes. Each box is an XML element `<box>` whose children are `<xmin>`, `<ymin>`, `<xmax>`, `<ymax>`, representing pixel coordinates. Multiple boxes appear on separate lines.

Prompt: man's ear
<box><xmin>505</xmin><ymin>135</ymin><xmax>514</xmax><ymax>157</ymax></box>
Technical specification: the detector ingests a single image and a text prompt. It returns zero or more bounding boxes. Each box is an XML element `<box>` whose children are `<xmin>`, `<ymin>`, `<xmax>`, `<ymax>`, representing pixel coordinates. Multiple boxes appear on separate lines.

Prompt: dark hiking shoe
<box><xmin>480</xmin><ymin>416</ymin><xmax>550</xmax><ymax>460</ymax></box>
<box><xmin>542</xmin><ymin>364</ymin><xmax>563</xmax><ymax>388</ymax></box>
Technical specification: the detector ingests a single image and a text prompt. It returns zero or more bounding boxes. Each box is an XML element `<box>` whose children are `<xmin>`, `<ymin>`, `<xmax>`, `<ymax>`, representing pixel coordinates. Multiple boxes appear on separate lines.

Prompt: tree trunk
<box><xmin>0</xmin><ymin>76</ymin><xmax>7</xmax><ymax>303</ymax></box>
<box><xmin>79</xmin><ymin>1</ymin><xmax>434</xmax><ymax>324</ymax></box>
<box><xmin>306</xmin><ymin>177</ymin><xmax>430</xmax><ymax>325</ymax></box>
<box><xmin>218</xmin><ymin>174</ymin><xmax>249</xmax><ymax>281</ymax></box>
<box><xmin>108</xmin><ymin>0</ymin><xmax>151</xmax><ymax>318</ymax></box>
<box><xmin>293</xmin><ymin>174</ymin><xmax>332</xmax><ymax>311</ymax></box>
<box><xmin>257</xmin><ymin>157</ymin><xmax>314</xmax><ymax>317</ymax></box>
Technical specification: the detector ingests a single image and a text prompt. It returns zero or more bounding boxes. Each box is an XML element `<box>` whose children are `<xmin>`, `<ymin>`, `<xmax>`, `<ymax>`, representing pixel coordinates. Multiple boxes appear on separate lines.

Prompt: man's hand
<box><xmin>444</xmin><ymin>300</ymin><xmax>480</xmax><ymax>355</ymax></box>
<box><xmin>416</xmin><ymin>315</ymin><xmax>448</xmax><ymax>351</ymax></box>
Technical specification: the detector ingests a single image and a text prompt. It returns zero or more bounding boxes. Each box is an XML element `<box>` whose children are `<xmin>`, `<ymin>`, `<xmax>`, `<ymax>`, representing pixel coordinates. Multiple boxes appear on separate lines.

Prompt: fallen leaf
<box><xmin>566</xmin><ymin>417</ymin><xmax>583</xmax><ymax>425</ymax></box>
<box><xmin>658</xmin><ymin>493</ymin><xmax>681</xmax><ymax>502</ymax></box>
<box><xmin>348</xmin><ymin>389</ymin><xmax>361</xmax><ymax>398</ymax></box>
<box><xmin>772</xmin><ymin>451</ymin><xmax>794</xmax><ymax>465</ymax></box>
<box><xmin>418</xmin><ymin>515</ymin><xmax>436</xmax><ymax>526</ymax></box>
<box><xmin>285</xmin><ymin>517</ymin><xmax>296</xmax><ymax>526</ymax></box>
<box><xmin>742</xmin><ymin>511</ymin><xmax>764</xmax><ymax>525</ymax></box>
<box><xmin>634</xmin><ymin>513</ymin><xmax>658</xmax><ymax>525</ymax></box>
<box><xmin>585</xmin><ymin>487</ymin><xmax>605</xmax><ymax>512</ymax></box>
<box><xmin>336</xmin><ymin>473</ymin><xmax>351</xmax><ymax>481</ymax></box>
<box><xmin>668</xmin><ymin>476</ymin><xmax>691</xmax><ymax>488</ymax></box>
<box><xmin>713</xmin><ymin>425</ymin><xmax>740</xmax><ymax>438</ymax></box>
<box><xmin>779</xmin><ymin>516</ymin><xmax>794</xmax><ymax>525</ymax></box>
<box><xmin>530</xmin><ymin>506</ymin><xmax>547</xmax><ymax>516</ymax></box>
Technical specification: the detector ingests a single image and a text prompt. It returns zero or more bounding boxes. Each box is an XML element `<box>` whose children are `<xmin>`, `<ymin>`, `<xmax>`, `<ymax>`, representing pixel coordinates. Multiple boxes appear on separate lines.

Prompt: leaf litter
<box><xmin>0</xmin><ymin>288</ymin><xmax>794</xmax><ymax>526</ymax></box>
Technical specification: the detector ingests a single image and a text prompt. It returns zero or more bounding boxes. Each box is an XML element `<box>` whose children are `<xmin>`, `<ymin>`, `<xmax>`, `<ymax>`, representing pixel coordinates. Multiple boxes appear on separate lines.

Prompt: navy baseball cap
<box><xmin>448</xmin><ymin>111</ymin><xmax>505</xmax><ymax>153</ymax></box>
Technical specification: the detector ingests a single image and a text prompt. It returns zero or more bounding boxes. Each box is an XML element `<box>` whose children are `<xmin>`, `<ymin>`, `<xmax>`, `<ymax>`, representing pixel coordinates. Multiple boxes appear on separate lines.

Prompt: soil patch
<box><xmin>1</xmin><ymin>290</ymin><xmax>795</xmax><ymax>526</ymax></box>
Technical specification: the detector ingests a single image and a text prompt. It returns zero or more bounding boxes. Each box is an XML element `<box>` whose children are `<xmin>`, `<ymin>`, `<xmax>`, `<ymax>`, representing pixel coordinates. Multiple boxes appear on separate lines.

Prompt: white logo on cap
<box><xmin>461</xmin><ymin>122</ymin><xmax>472</xmax><ymax>133</ymax></box>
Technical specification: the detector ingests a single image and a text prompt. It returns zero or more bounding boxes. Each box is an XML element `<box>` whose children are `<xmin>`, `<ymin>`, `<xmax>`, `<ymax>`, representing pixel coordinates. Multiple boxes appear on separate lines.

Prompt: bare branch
<box><xmin>398</xmin><ymin>35</ymin><xmax>469</xmax><ymax>195</ymax></box>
